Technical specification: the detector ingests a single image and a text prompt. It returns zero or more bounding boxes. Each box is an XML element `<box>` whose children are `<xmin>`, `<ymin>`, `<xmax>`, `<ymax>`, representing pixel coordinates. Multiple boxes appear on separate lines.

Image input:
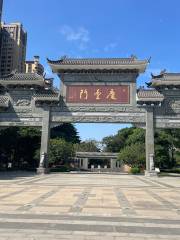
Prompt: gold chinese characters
<box><xmin>79</xmin><ymin>88</ymin><xmax>118</xmax><ymax>100</ymax></box>
<box><xmin>80</xmin><ymin>89</ymin><xmax>88</xmax><ymax>100</ymax></box>
<box><xmin>106</xmin><ymin>89</ymin><xmax>117</xmax><ymax>100</ymax></box>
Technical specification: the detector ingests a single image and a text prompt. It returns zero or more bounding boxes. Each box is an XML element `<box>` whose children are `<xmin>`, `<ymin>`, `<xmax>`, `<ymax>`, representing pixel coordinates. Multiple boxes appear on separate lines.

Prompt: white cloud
<box><xmin>60</xmin><ymin>25</ymin><xmax>90</xmax><ymax>50</ymax></box>
<box><xmin>104</xmin><ymin>42</ymin><xmax>118</xmax><ymax>52</ymax></box>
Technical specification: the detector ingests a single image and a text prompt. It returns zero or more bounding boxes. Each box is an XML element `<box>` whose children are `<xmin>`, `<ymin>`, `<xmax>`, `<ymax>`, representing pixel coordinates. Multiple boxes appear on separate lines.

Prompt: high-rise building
<box><xmin>0</xmin><ymin>22</ymin><xmax>27</xmax><ymax>76</ymax></box>
<box><xmin>0</xmin><ymin>0</ymin><xmax>3</xmax><ymax>23</ymax></box>
<box><xmin>25</xmin><ymin>56</ymin><xmax>44</xmax><ymax>76</ymax></box>
<box><xmin>0</xmin><ymin>0</ymin><xmax>3</xmax><ymax>62</ymax></box>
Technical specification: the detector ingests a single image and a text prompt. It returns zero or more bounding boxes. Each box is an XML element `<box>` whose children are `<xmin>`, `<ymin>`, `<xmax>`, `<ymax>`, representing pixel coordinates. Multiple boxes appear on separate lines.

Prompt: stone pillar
<box><xmin>131</xmin><ymin>82</ymin><xmax>137</xmax><ymax>107</ymax></box>
<box><xmin>117</xmin><ymin>161</ymin><xmax>120</xmax><ymax>168</ymax></box>
<box><xmin>145</xmin><ymin>107</ymin><xmax>157</xmax><ymax>177</ymax></box>
<box><xmin>82</xmin><ymin>158</ymin><xmax>88</xmax><ymax>170</ymax></box>
<box><xmin>37</xmin><ymin>107</ymin><xmax>50</xmax><ymax>174</ymax></box>
<box><xmin>110</xmin><ymin>159</ymin><xmax>116</xmax><ymax>170</ymax></box>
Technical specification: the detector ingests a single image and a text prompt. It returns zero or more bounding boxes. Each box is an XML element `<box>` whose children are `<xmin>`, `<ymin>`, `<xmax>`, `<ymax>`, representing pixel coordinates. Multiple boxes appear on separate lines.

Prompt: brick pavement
<box><xmin>0</xmin><ymin>172</ymin><xmax>179</xmax><ymax>239</ymax></box>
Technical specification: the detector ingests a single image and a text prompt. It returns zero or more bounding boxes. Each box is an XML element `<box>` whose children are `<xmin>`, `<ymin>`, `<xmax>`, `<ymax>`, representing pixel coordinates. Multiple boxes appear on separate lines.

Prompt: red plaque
<box><xmin>66</xmin><ymin>85</ymin><xmax>130</xmax><ymax>104</ymax></box>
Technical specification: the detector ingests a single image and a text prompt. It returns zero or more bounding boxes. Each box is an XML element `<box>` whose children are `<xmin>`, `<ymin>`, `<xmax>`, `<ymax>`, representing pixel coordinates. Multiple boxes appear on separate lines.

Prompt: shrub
<box><xmin>161</xmin><ymin>168</ymin><xmax>180</xmax><ymax>174</ymax></box>
<box><xmin>49</xmin><ymin>138</ymin><xmax>75</xmax><ymax>166</ymax></box>
<box><xmin>50</xmin><ymin>165</ymin><xmax>70</xmax><ymax>172</ymax></box>
<box><xmin>130</xmin><ymin>167</ymin><xmax>141</xmax><ymax>174</ymax></box>
<box><xmin>118</xmin><ymin>143</ymin><xmax>145</xmax><ymax>169</ymax></box>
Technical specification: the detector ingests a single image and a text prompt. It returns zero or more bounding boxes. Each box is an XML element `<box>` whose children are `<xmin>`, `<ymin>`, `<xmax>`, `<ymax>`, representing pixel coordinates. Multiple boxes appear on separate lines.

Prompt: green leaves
<box><xmin>0</xmin><ymin>127</ymin><xmax>41</xmax><ymax>170</ymax></box>
<box><xmin>102</xmin><ymin>127</ymin><xmax>135</xmax><ymax>152</ymax></box>
<box><xmin>51</xmin><ymin>123</ymin><xmax>80</xmax><ymax>144</ymax></box>
<box><xmin>103</xmin><ymin>127</ymin><xmax>180</xmax><ymax>169</ymax></box>
<box><xmin>74</xmin><ymin>140</ymin><xmax>100</xmax><ymax>152</ymax></box>
<box><xmin>49</xmin><ymin>138</ymin><xmax>75</xmax><ymax>165</ymax></box>
<box><xmin>118</xmin><ymin>143</ymin><xmax>145</xmax><ymax>168</ymax></box>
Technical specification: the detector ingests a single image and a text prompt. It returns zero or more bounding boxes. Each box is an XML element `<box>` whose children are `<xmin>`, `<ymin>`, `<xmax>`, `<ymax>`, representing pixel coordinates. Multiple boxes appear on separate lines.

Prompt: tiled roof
<box><xmin>0</xmin><ymin>72</ymin><xmax>45</xmax><ymax>86</ymax></box>
<box><xmin>137</xmin><ymin>89</ymin><xmax>164</xmax><ymax>102</ymax></box>
<box><xmin>47</xmin><ymin>57</ymin><xmax>148</xmax><ymax>73</ymax></box>
<box><xmin>152</xmin><ymin>72</ymin><xmax>180</xmax><ymax>80</ymax></box>
<box><xmin>47</xmin><ymin>57</ymin><xmax>148</xmax><ymax>65</ymax></box>
<box><xmin>0</xmin><ymin>72</ymin><xmax>44</xmax><ymax>81</ymax></box>
<box><xmin>0</xmin><ymin>96</ymin><xmax>10</xmax><ymax>107</ymax></box>
<box><xmin>150</xmin><ymin>72</ymin><xmax>180</xmax><ymax>87</ymax></box>
<box><xmin>33</xmin><ymin>93</ymin><xmax>59</xmax><ymax>102</ymax></box>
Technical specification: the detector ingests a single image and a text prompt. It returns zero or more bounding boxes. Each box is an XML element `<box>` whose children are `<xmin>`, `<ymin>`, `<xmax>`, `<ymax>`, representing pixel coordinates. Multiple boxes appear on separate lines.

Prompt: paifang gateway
<box><xmin>0</xmin><ymin>56</ymin><xmax>180</xmax><ymax>176</ymax></box>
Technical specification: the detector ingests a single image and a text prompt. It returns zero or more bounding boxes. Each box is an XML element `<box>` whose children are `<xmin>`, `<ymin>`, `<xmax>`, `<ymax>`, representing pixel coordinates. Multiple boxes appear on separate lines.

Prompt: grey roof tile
<box><xmin>0</xmin><ymin>72</ymin><xmax>45</xmax><ymax>87</ymax></box>
<box><xmin>47</xmin><ymin>57</ymin><xmax>147</xmax><ymax>65</ymax></box>
<box><xmin>0</xmin><ymin>96</ymin><xmax>10</xmax><ymax>107</ymax></box>
<box><xmin>33</xmin><ymin>93</ymin><xmax>59</xmax><ymax>102</ymax></box>
<box><xmin>137</xmin><ymin>89</ymin><xmax>164</xmax><ymax>102</ymax></box>
<box><xmin>48</xmin><ymin>57</ymin><xmax>148</xmax><ymax>73</ymax></box>
<box><xmin>0</xmin><ymin>72</ymin><xmax>44</xmax><ymax>81</ymax></box>
<box><xmin>150</xmin><ymin>73</ymin><xmax>180</xmax><ymax>87</ymax></box>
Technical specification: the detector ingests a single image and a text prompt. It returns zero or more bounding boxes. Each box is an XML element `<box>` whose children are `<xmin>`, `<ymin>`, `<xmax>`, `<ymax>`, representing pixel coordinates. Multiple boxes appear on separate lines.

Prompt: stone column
<box><xmin>82</xmin><ymin>158</ymin><xmax>88</xmax><ymax>170</ymax></box>
<box><xmin>37</xmin><ymin>107</ymin><xmax>51</xmax><ymax>174</ymax></box>
<box><xmin>117</xmin><ymin>161</ymin><xmax>120</xmax><ymax>168</ymax></box>
<box><xmin>145</xmin><ymin>107</ymin><xmax>157</xmax><ymax>176</ymax></box>
<box><xmin>110</xmin><ymin>159</ymin><xmax>116</xmax><ymax>170</ymax></box>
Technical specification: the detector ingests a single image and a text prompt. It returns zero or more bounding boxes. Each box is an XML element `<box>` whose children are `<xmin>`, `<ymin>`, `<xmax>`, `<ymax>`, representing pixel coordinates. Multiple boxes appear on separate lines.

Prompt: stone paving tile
<box><xmin>29</xmin><ymin>206</ymin><xmax>71</xmax><ymax>214</ymax></box>
<box><xmin>135</xmin><ymin>209</ymin><xmax>179</xmax><ymax>218</ymax></box>
<box><xmin>0</xmin><ymin>173</ymin><xmax>179</xmax><ymax>239</ymax></box>
<box><xmin>70</xmin><ymin>187</ymin><xmax>92</xmax><ymax>213</ymax></box>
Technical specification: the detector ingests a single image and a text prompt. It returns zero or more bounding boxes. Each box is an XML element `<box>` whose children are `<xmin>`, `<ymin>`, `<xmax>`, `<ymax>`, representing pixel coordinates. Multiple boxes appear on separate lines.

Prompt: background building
<box><xmin>0</xmin><ymin>0</ymin><xmax>3</xmax><ymax>23</ymax></box>
<box><xmin>25</xmin><ymin>56</ymin><xmax>44</xmax><ymax>75</ymax></box>
<box><xmin>0</xmin><ymin>22</ymin><xmax>27</xmax><ymax>76</ymax></box>
<box><xmin>0</xmin><ymin>0</ymin><xmax>3</xmax><ymax>64</ymax></box>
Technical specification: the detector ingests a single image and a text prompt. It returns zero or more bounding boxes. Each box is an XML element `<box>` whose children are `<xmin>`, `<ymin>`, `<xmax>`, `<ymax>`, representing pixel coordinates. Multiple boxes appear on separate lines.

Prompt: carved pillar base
<box><xmin>145</xmin><ymin>170</ymin><xmax>158</xmax><ymax>177</ymax></box>
<box><xmin>37</xmin><ymin>167</ymin><xmax>50</xmax><ymax>175</ymax></box>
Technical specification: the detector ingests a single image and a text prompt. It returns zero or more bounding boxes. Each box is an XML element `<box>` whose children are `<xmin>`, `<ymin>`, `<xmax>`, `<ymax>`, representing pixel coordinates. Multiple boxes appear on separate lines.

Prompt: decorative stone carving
<box><xmin>51</xmin><ymin>114</ymin><xmax>146</xmax><ymax>123</ymax></box>
<box><xmin>149</xmin><ymin>154</ymin><xmax>155</xmax><ymax>171</ymax></box>
<box><xmin>52</xmin><ymin>105</ymin><xmax>146</xmax><ymax>113</ymax></box>
<box><xmin>162</xmin><ymin>98</ymin><xmax>180</xmax><ymax>114</ymax></box>
<box><xmin>63</xmin><ymin>73</ymin><xmax>137</xmax><ymax>83</ymax></box>
<box><xmin>39</xmin><ymin>152</ymin><xmax>45</xmax><ymax>168</ymax></box>
<box><xmin>15</xmin><ymin>99</ymin><xmax>31</xmax><ymax>106</ymax></box>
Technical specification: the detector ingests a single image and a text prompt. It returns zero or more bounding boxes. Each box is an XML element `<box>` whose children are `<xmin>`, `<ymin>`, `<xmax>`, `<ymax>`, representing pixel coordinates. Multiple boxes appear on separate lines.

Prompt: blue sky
<box><xmin>3</xmin><ymin>0</ymin><xmax>180</xmax><ymax>141</ymax></box>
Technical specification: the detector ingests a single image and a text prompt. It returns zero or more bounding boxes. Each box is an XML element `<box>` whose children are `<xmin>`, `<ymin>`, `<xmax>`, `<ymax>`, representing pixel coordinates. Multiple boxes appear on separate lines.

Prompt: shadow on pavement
<box><xmin>0</xmin><ymin>171</ymin><xmax>37</xmax><ymax>180</ymax></box>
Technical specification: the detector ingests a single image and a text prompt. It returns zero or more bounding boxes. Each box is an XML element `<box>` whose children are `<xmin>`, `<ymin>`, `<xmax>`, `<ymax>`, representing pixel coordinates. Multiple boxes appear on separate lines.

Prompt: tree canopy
<box><xmin>102</xmin><ymin>127</ymin><xmax>134</xmax><ymax>152</ymax></box>
<box><xmin>0</xmin><ymin>124</ymin><xmax>180</xmax><ymax>171</ymax></box>
<box><xmin>51</xmin><ymin>123</ymin><xmax>80</xmax><ymax>143</ymax></box>
<box><xmin>0</xmin><ymin>127</ymin><xmax>41</xmax><ymax>170</ymax></box>
<box><xmin>49</xmin><ymin>138</ymin><xmax>75</xmax><ymax>166</ymax></box>
<box><xmin>74</xmin><ymin>140</ymin><xmax>100</xmax><ymax>152</ymax></box>
<box><xmin>118</xmin><ymin>143</ymin><xmax>145</xmax><ymax>168</ymax></box>
<box><xmin>0</xmin><ymin>123</ymin><xmax>80</xmax><ymax>170</ymax></box>
<box><xmin>103</xmin><ymin>127</ymin><xmax>180</xmax><ymax>169</ymax></box>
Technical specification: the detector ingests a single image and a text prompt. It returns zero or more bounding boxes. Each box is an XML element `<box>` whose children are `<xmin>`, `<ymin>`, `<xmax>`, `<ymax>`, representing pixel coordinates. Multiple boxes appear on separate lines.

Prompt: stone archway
<box><xmin>0</xmin><ymin>57</ymin><xmax>180</xmax><ymax>176</ymax></box>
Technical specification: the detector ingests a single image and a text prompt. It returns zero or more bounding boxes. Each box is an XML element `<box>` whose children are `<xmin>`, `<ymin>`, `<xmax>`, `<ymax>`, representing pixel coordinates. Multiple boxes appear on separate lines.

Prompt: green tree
<box><xmin>74</xmin><ymin>140</ymin><xmax>100</xmax><ymax>152</ymax></box>
<box><xmin>155</xmin><ymin>129</ymin><xmax>180</xmax><ymax>168</ymax></box>
<box><xmin>0</xmin><ymin>127</ymin><xmax>41</xmax><ymax>170</ymax></box>
<box><xmin>126</xmin><ymin>128</ymin><xmax>145</xmax><ymax>146</ymax></box>
<box><xmin>118</xmin><ymin>143</ymin><xmax>145</xmax><ymax>168</ymax></box>
<box><xmin>49</xmin><ymin>138</ymin><xmax>75</xmax><ymax>166</ymax></box>
<box><xmin>17</xmin><ymin>127</ymin><xmax>41</xmax><ymax>169</ymax></box>
<box><xmin>102</xmin><ymin>127</ymin><xmax>134</xmax><ymax>152</ymax></box>
<box><xmin>0</xmin><ymin>127</ymin><xmax>20</xmax><ymax>169</ymax></box>
<box><xmin>51</xmin><ymin>123</ymin><xmax>80</xmax><ymax>143</ymax></box>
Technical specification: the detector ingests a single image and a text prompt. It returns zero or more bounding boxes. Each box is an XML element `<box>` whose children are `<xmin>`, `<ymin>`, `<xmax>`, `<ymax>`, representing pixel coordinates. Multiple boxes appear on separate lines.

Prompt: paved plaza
<box><xmin>0</xmin><ymin>173</ymin><xmax>179</xmax><ymax>239</ymax></box>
